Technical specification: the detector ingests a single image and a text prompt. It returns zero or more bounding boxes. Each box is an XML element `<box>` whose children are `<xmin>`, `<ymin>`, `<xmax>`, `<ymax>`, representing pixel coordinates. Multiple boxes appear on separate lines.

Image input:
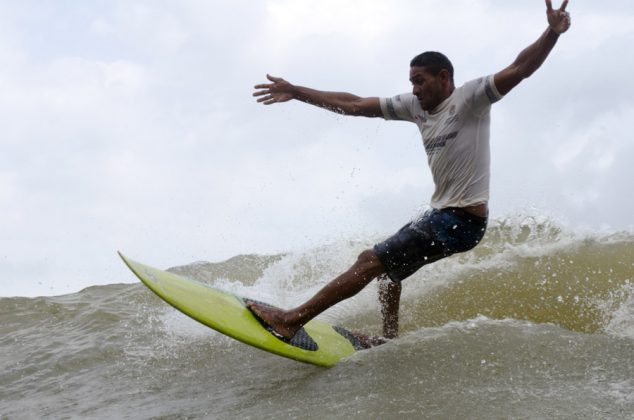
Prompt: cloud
<box><xmin>1</xmin><ymin>0</ymin><xmax>633</xmax><ymax>296</ymax></box>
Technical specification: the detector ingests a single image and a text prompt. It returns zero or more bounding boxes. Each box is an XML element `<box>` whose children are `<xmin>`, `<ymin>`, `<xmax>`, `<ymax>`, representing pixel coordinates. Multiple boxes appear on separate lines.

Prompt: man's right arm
<box><xmin>253</xmin><ymin>74</ymin><xmax>383</xmax><ymax>118</ymax></box>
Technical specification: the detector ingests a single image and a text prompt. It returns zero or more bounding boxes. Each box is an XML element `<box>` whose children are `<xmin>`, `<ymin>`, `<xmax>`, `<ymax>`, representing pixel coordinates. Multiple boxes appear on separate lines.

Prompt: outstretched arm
<box><xmin>494</xmin><ymin>0</ymin><xmax>571</xmax><ymax>96</ymax></box>
<box><xmin>253</xmin><ymin>74</ymin><xmax>382</xmax><ymax>118</ymax></box>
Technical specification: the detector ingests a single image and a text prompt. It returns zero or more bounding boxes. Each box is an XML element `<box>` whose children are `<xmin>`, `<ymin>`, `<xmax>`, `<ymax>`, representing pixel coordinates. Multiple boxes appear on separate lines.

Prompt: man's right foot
<box><xmin>348</xmin><ymin>330</ymin><xmax>388</xmax><ymax>348</ymax></box>
<box><xmin>246</xmin><ymin>301</ymin><xmax>302</xmax><ymax>340</ymax></box>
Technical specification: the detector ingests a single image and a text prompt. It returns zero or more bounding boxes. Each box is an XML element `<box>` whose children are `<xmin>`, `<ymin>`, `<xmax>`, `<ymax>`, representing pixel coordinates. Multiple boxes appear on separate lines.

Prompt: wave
<box><xmin>2</xmin><ymin>217</ymin><xmax>633</xmax><ymax>341</ymax></box>
<box><xmin>173</xmin><ymin>216</ymin><xmax>634</xmax><ymax>339</ymax></box>
<box><xmin>2</xmin><ymin>218</ymin><xmax>633</xmax><ymax>418</ymax></box>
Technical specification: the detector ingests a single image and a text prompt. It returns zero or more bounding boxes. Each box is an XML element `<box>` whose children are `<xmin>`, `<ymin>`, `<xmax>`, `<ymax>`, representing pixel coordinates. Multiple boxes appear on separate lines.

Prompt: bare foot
<box><xmin>246</xmin><ymin>301</ymin><xmax>302</xmax><ymax>340</ymax></box>
<box><xmin>349</xmin><ymin>331</ymin><xmax>388</xmax><ymax>348</ymax></box>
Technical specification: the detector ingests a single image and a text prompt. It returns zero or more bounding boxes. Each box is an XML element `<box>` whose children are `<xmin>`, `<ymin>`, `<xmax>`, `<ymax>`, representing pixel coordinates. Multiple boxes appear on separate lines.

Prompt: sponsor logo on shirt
<box><xmin>445</xmin><ymin>114</ymin><xmax>460</xmax><ymax>126</ymax></box>
<box><xmin>425</xmin><ymin>131</ymin><xmax>458</xmax><ymax>154</ymax></box>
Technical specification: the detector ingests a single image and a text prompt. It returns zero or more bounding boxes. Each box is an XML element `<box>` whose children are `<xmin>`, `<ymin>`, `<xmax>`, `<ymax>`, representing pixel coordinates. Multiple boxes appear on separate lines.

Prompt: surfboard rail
<box><xmin>118</xmin><ymin>252</ymin><xmax>361</xmax><ymax>367</ymax></box>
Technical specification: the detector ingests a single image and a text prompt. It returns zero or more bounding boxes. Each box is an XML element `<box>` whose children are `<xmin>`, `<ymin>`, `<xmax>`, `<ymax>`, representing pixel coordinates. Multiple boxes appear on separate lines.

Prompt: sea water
<box><xmin>2</xmin><ymin>217</ymin><xmax>634</xmax><ymax>419</ymax></box>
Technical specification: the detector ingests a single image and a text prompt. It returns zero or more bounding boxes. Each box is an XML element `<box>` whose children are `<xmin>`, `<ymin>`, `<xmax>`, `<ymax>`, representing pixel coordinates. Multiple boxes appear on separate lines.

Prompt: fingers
<box><xmin>254</xmin><ymin>74</ymin><xmax>282</xmax><ymax>89</ymax></box>
<box><xmin>253</xmin><ymin>74</ymin><xmax>289</xmax><ymax>104</ymax></box>
<box><xmin>254</xmin><ymin>93</ymin><xmax>277</xmax><ymax>105</ymax></box>
<box><xmin>253</xmin><ymin>83</ymin><xmax>273</xmax><ymax>90</ymax></box>
<box><xmin>546</xmin><ymin>0</ymin><xmax>568</xmax><ymax>13</ymax></box>
<box><xmin>546</xmin><ymin>0</ymin><xmax>571</xmax><ymax>34</ymax></box>
<box><xmin>546</xmin><ymin>0</ymin><xmax>553</xmax><ymax>12</ymax></box>
<box><xmin>252</xmin><ymin>83</ymin><xmax>275</xmax><ymax>101</ymax></box>
<box><xmin>559</xmin><ymin>0</ymin><xmax>568</xmax><ymax>11</ymax></box>
<box><xmin>254</xmin><ymin>74</ymin><xmax>283</xmax><ymax>91</ymax></box>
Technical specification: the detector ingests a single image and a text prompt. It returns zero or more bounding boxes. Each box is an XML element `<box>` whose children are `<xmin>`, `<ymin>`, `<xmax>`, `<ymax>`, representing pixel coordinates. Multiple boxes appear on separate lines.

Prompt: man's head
<box><xmin>409</xmin><ymin>51</ymin><xmax>455</xmax><ymax>111</ymax></box>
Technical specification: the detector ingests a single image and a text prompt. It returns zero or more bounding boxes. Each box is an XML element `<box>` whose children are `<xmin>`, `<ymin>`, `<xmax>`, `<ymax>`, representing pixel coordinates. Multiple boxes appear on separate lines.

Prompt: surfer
<box><xmin>249</xmin><ymin>0</ymin><xmax>571</xmax><ymax>341</ymax></box>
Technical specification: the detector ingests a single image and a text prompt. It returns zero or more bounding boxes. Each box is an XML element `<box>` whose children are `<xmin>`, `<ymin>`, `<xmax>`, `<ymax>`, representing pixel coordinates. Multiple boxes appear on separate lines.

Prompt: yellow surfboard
<box><xmin>119</xmin><ymin>252</ymin><xmax>370</xmax><ymax>367</ymax></box>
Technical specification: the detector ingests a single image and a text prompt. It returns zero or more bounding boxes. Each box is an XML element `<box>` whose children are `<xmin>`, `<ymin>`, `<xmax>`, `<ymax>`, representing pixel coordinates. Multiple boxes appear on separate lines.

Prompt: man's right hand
<box><xmin>253</xmin><ymin>74</ymin><xmax>382</xmax><ymax>117</ymax></box>
<box><xmin>253</xmin><ymin>74</ymin><xmax>295</xmax><ymax>105</ymax></box>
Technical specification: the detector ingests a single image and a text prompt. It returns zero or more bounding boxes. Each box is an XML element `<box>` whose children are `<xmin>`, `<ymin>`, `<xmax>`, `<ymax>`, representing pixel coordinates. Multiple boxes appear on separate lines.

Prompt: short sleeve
<box><xmin>379</xmin><ymin>94</ymin><xmax>419</xmax><ymax>122</ymax></box>
<box><xmin>462</xmin><ymin>75</ymin><xmax>504</xmax><ymax>115</ymax></box>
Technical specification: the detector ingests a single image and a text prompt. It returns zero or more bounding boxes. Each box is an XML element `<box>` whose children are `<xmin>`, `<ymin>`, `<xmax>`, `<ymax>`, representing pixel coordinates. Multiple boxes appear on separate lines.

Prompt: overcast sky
<box><xmin>1</xmin><ymin>0</ymin><xmax>633</xmax><ymax>297</ymax></box>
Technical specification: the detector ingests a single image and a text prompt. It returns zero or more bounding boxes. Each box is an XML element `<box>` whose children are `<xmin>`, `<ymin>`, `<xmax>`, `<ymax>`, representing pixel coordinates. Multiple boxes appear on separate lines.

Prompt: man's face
<box><xmin>409</xmin><ymin>66</ymin><xmax>445</xmax><ymax>111</ymax></box>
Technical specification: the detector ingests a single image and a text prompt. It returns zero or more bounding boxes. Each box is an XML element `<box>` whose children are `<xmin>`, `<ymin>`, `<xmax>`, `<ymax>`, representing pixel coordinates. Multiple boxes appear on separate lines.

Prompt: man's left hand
<box><xmin>546</xmin><ymin>0</ymin><xmax>571</xmax><ymax>34</ymax></box>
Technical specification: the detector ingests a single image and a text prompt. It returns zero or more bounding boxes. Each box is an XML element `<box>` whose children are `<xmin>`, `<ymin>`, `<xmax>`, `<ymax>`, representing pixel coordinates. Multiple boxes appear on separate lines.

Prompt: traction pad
<box><xmin>332</xmin><ymin>326</ymin><xmax>374</xmax><ymax>350</ymax></box>
<box><xmin>245</xmin><ymin>299</ymin><xmax>318</xmax><ymax>351</ymax></box>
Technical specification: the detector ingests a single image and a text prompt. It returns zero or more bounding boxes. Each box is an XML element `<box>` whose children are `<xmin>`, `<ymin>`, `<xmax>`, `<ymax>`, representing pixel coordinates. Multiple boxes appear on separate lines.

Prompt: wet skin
<box><xmin>247</xmin><ymin>249</ymin><xmax>386</xmax><ymax>340</ymax></box>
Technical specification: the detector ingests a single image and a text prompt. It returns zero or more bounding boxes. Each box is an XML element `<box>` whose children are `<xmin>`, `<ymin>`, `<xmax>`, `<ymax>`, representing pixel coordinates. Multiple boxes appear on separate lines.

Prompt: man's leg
<box><xmin>248</xmin><ymin>249</ymin><xmax>385</xmax><ymax>339</ymax></box>
<box><xmin>378</xmin><ymin>277</ymin><xmax>402</xmax><ymax>339</ymax></box>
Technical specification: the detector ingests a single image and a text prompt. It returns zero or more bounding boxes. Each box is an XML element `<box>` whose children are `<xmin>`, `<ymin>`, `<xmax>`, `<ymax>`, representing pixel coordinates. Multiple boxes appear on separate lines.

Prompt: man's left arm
<box><xmin>494</xmin><ymin>0</ymin><xmax>571</xmax><ymax>96</ymax></box>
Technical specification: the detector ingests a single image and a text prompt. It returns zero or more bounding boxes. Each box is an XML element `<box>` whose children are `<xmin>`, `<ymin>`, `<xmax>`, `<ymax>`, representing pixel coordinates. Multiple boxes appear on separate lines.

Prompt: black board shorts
<box><xmin>373</xmin><ymin>207</ymin><xmax>487</xmax><ymax>282</ymax></box>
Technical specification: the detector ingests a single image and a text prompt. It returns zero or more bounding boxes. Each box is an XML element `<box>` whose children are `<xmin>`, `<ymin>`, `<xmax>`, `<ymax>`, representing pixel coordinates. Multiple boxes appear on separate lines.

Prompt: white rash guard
<box><xmin>380</xmin><ymin>74</ymin><xmax>503</xmax><ymax>209</ymax></box>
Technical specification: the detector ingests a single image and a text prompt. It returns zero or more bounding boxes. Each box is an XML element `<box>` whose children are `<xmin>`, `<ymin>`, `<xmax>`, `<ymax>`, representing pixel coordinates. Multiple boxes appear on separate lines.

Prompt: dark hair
<box><xmin>410</xmin><ymin>51</ymin><xmax>454</xmax><ymax>81</ymax></box>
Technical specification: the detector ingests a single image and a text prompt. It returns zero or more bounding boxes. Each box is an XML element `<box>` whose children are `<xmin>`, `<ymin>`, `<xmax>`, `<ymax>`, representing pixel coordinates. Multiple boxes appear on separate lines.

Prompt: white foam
<box><xmin>169</xmin><ymin>214</ymin><xmax>634</xmax><ymax>334</ymax></box>
<box><xmin>602</xmin><ymin>281</ymin><xmax>634</xmax><ymax>340</ymax></box>
<box><xmin>159</xmin><ymin>307</ymin><xmax>214</xmax><ymax>339</ymax></box>
<box><xmin>211</xmin><ymin>241</ymin><xmax>373</xmax><ymax>322</ymax></box>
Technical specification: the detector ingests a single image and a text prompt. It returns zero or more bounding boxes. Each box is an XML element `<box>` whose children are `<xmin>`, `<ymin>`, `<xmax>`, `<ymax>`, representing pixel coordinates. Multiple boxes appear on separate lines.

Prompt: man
<box><xmin>249</xmin><ymin>0</ymin><xmax>571</xmax><ymax>341</ymax></box>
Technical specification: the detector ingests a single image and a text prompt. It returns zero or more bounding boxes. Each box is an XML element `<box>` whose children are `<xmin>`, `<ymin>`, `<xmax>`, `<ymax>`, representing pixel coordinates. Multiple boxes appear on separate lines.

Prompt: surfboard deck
<box><xmin>119</xmin><ymin>252</ymin><xmax>372</xmax><ymax>367</ymax></box>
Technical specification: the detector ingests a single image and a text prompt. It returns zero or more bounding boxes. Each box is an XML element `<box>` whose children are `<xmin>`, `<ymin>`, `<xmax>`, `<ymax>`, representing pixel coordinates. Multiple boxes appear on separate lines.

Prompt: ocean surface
<box><xmin>2</xmin><ymin>216</ymin><xmax>634</xmax><ymax>419</ymax></box>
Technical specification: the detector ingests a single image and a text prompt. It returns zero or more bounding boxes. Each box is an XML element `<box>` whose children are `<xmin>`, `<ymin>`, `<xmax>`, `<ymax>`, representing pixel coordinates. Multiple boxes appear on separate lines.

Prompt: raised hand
<box><xmin>546</xmin><ymin>0</ymin><xmax>571</xmax><ymax>34</ymax></box>
<box><xmin>253</xmin><ymin>74</ymin><xmax>295</xmax><ymax>105</ymax></box>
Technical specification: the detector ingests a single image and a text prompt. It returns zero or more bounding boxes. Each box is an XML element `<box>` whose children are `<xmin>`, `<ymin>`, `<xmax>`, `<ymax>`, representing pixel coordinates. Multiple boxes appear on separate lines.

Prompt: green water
<box><xmin>2</xmin><ymin>219</ymin><xmax>633</xmax><ymax>419</ymax></box>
